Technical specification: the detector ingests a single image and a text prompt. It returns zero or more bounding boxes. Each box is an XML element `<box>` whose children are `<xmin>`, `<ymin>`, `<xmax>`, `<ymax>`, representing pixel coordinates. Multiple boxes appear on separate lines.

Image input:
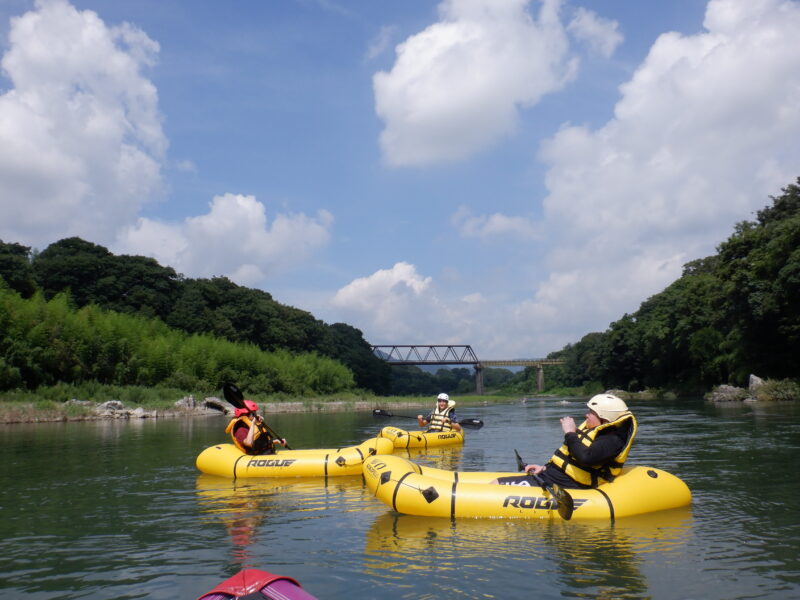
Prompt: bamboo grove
<box><xmin>0</xmin><ymin>285</ymin><xmax>354</xmax><ymax>395</ymax></box>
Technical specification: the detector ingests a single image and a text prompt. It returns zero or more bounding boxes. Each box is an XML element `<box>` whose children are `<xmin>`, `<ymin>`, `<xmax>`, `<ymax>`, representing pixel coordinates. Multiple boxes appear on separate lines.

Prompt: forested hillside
<box><xmin>0</xmin><ymin>286</ymin><xmax>354</xmax><ymax>395</ymax></box>
<box><xmin>6</xmin><ymin>178</ymin><xmax>797</xmax><ymax>398</ymax></box>
<box><xmin>0</xmin><ymin>237</ymin><xmax>390</xmax><ymax>394</ymax></box>
<box><xmin>532</xmin><ymin>178</ymin><xmax>800</xmax><ymax>394</ymax></box>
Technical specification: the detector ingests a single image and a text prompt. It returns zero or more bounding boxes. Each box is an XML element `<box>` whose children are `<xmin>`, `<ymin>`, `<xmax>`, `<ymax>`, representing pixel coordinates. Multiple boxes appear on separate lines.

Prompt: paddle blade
<box><xmin>528</xmin><ymin>472</ymin><xmax>574</xmax><ymax>521</ymax></box>
<box><xmin>514</xmin><ymin>449</ymin><xmax>526</xmax><ymax>472</ymax></box>
<box><xmin>551</xmin><ymin>484</ymin><xmax>574</xmax><ymax>521</ymax></box>
<box><xmin>223</xmin><ymin>383</ymin><xmax>245</xmax><ymax>408</ymax></box>
<box><xmin>460</xmin><ymin>419</ymin><xmax>483</xmax><ymax>430</ymax></box>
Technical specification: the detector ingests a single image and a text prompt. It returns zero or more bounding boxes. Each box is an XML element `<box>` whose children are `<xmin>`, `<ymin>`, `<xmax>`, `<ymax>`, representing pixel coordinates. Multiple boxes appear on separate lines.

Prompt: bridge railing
<box><xmin>371</xmin><ymin>344</ymin><xmax>479</xmax><ymax>365</ymax></box>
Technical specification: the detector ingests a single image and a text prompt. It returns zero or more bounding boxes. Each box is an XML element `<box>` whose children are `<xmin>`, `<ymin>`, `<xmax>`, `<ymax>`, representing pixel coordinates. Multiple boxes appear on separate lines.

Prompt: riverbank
<box><xmin>0</xmin><ymin>392</ymin><xmax>522</xmax><ymax>424</ymax></box>
<box><xmin>7</xmin><ymin>380</ymin><xmax>795</xmax><ymax>424</ymax></box>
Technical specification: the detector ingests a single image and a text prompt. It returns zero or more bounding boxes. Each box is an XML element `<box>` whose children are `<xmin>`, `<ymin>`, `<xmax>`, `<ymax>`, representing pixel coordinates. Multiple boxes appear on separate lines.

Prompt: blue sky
<box><xmin>2</xmin><ymin>0</ymin><xmax>799</xmax><ymax>360</ymax></box>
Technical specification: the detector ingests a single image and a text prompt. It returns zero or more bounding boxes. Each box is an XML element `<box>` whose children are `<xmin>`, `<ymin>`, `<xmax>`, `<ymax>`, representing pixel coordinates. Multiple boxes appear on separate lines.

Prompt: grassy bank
<box><xmin>0</xmin><ymin>383</ymin><xmax>523</xmax><ymax>424</ymax></box>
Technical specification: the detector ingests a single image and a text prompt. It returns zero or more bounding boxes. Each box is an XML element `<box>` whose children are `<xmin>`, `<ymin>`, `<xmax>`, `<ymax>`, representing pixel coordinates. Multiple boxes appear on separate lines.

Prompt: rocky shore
<box><xmin>0</xmin><ymin>394</ymin><xmax>435</xmax><ymax>424</ymax></box>
<box><xmin>706</xmin><ymin>374</ymin><xmax>791</xmax><ymax>403</ymax></box>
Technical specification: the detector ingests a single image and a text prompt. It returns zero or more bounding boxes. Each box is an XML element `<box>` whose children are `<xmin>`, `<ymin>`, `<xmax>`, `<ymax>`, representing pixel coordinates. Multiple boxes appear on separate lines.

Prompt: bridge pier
<box><xmin>537</xmin><ymin>365</ymin><xmax>545</xmax><ymax>393</ymax></box>
<box><xmin>474</xmin><ymin>365</ymin><xmax>483</xmax><ymax>395</ymax></box>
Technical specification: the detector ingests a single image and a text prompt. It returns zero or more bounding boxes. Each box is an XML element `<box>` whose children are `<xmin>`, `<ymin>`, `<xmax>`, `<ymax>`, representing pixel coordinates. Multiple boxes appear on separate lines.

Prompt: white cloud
<box><xmin>114</xmin><ymin>193</ymin><xmax>334</xmax><ymax>286</ymax></box>
<box><xmin>174</xmin><ymin>159</ymin><xmax>197</xmax><ymax>173</ymax></box>
<box><xmin>332</xmin><ymin>262</ymin><xmax>476</xmax><ymax>342</ymax></box>
<box><xmin>329</xmin><ymin>261</ymin><xmax>562</xmax><ymax>358</ymax></box>
<box><xmin>373</xmin><ymin>0</ymin><xmax>578</xmax><ymax>166</ymax></box>
<box><xmin>0</xmin><ymin>0</ymin><xmax>166</xmax><ymax>248</ymax></box>
<box><xmin>567</xmin><ymin>7</ymin><xmax>623</xmax><ymax>58</ymax></box>
<box><xmin>531</xmin><ymin>0</ymin><xmax>800</xmax><ymax>336</ymax></box>
<box><xmin>451</xmin><ymin>204</ymin><xmax>541</xmax><ymax>239</ymax></box>
<box><xmin>336</xmin><ymin>0</ymin><xmax>800</xmax><ymax>358</ymax></box>
<box><xmin>366</xmin><ymin>25</ymin><xmax>398</xmax><ymax>60</ymax></box>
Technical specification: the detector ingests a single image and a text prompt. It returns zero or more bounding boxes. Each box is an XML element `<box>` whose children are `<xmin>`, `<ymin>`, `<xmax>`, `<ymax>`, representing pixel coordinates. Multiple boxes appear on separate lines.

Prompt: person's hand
<box><xmin>560</xmin><ymin>416</ymin><xmax>576</xmax><ymax>433</ymax></box>
<box><xmin>416</xmin><ymin>414</ymin><xmax>423</xmax><ymax>420</ymax></box>
<box><xmin>525</xmin><ymin>464</ymin><xmax>545</xmax><ymax>475</ymax></box>
<box><xmin>279</xmin><ymin>438</ymin><xmax>287</xmax><ymax>447</ymax></box>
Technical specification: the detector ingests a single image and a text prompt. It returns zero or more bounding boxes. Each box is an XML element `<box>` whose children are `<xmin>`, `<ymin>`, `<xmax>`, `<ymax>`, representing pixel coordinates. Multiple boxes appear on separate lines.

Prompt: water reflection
<box><xmin>3</xmin><ymin>401</ymin><xmax>798</xmax><ymax>599</ymax></box>
<box><xmin>364</xmin><ymin>507</ymin><xmax>693</xmax><ymax>599</ymax></box>
<box><xmin>195</xmin><ymin>474</ymin><xmax>369</xmax><ymax>568</ymax></box>
<box><xmin>546</xmin><ymin>508</ymin><xmax>693</xmax><ymax>599</ymax></box>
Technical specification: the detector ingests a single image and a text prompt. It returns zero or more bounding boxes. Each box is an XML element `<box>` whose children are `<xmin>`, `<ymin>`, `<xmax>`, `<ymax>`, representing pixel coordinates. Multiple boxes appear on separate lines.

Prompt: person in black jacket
<box><xmin>494</xmin><ymin>394</ymin><xmax>637</xmax><ymax>489</ymax></box>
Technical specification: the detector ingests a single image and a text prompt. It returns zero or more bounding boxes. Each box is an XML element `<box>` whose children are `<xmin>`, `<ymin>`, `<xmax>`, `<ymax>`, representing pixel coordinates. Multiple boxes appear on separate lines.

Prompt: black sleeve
<box><xmin>564</xmin><ymin>428</ymin><xmax>625</xmax><ymax>465</ymax></box>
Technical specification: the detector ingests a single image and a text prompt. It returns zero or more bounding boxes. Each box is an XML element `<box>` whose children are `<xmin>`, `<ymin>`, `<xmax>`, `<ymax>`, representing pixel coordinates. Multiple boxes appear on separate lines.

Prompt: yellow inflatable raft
<box><xmin>378</xmin><ymin>425</ymin><xmax>464</xmax><ymax>449</ymax></box>
<box><xmin>197</xmin><ymin>436</ymin><xmax>394</xmax><ymax>478</ymax></box>
<box><xmin>362</xmin><ymin>454</ymin><xmax>691</xmax><ymax>520</ymax></box>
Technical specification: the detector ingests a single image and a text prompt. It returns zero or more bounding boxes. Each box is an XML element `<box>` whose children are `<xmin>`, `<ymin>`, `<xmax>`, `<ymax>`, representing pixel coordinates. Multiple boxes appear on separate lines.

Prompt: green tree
<box><xmin>0</xmin><ymin>240</ymin><xmax>37</xmax><ymax>298</ymax></box>
<box><xmin>320</xmin><ymin>323</ymin><xmax>391</xmax><ymax>394</ymax></box>
<box><xmin>32</xmin><ymin>237</ymin><xmax>180</xmax><ymax>319</ymax></box>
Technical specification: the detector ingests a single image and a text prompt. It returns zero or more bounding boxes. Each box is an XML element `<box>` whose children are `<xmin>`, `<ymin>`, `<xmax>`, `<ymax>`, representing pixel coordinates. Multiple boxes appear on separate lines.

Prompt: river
<box><xmin>1</xmin><ymin>398</ymin><xmax>798</xmax><ymax>599</ymax></box>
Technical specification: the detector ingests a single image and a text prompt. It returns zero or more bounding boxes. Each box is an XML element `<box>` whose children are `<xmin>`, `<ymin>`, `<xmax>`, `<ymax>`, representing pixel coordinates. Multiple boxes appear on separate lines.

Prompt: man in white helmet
<box><xmin>494</xmin><ymin>393</ymin><xmax>637</xmax><ymax>489</ymax></box>
<box><xmin>417</xmin><ymin>393</ymin><xmax>462</xmax><ymax>432</ymax></box>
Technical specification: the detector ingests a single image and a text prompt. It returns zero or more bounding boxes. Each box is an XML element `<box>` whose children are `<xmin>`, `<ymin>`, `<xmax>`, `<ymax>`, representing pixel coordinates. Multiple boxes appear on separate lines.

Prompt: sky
<box><xmin>1</xmin><ymin>0</ymin><xmax>799</xmax><ymax>361</ymax></box>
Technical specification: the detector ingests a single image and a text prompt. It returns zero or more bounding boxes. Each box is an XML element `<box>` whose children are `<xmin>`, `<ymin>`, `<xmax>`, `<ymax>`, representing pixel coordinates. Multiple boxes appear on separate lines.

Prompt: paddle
<box><xmin>514</xmin><ymin>449</ymin><xmax>574</xmax><ymax>520</ymax></box>
<box><xmin>372</xmin><ymin>408</ymin><xmax>484</xmax><ymax>430</ymax></box>
<box><xmin>222</xmin><ymin>383</ymin><xmax>292</xmax><ymax>449</ymax></box>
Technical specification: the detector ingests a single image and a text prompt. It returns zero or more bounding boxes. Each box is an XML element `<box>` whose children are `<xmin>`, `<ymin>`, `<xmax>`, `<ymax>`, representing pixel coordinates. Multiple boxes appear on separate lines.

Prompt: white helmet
<box><xmin>437</xmin><ymin>393</ymin><xmax>449</xmax><ymax>402</ymax></box>
<box><xmin>587</xmin><ymin>393</ymin><xmax>628</xmax><ymax>422</ymax></box>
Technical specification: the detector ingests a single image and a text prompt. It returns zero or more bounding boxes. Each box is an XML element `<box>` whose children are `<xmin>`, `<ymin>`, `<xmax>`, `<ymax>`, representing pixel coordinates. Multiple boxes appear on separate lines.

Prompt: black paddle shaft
<box><xmin>372</xmin><ymin>408</ymin><xmax>483</xmax><ymax>429</ymax></box>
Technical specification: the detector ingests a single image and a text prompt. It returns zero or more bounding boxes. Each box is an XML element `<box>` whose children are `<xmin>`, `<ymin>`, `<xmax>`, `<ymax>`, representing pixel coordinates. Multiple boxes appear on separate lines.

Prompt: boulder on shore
<box><xmin>706</xmin><ymin>384</ymin><xmax>750</xmax><ymax>403</ymax></box>
<box><xmin>749</xmin><ymin>374</ymin><xmax>765</xmax><ymax>392</ymax></box>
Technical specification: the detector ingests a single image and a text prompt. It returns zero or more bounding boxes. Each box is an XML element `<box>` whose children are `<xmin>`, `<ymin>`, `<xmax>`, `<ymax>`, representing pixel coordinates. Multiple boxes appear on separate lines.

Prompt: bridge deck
<box><xmin>370</xmin><ymin>345</ymin><xmax>562</xmax><ymax>367</ymax></box>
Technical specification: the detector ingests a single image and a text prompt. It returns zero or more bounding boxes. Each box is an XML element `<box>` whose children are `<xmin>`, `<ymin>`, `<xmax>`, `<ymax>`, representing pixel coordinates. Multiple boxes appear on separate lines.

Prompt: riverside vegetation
<box><xmin>2</xmin><ymin>178</ymin><xmax>799</xmax><ymax>421</ymax></box>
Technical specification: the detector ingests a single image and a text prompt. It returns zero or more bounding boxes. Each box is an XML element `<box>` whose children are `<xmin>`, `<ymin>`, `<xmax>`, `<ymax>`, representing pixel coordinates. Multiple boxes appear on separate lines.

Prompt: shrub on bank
<box><xmin>754</xmin><ymin>379</ymin><xmax>800</xmax><ymax>402</ymax></box>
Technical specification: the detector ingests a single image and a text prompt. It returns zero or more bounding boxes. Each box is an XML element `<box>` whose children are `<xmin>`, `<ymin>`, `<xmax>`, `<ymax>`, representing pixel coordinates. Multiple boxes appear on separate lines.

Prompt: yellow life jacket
<box><xmin>549</xmin><ymin>412</ymin><xmax>637</xmax><ymax>487</ymax></box>
<box><xmin>225</xmin><ymin>415</ymin><xmax>274</xmax><ymax>455</ymax></box>
<box><xmin>427</xmin><ymin>401</ymin><xmax>456</xmax><ymax>432</ymax></box>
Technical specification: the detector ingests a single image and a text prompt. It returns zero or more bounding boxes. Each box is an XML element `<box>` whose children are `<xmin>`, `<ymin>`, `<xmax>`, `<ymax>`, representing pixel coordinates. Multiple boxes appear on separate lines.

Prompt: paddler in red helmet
<box><xmin>225</xmin><ymin>399</ymin><xmax>288</xmax><ymax>455</ymax></box>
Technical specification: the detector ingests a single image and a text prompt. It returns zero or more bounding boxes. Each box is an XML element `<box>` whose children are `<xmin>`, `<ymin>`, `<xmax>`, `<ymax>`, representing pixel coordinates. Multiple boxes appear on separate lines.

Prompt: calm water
<box><xmin>1</xmin><ymin>399</ymin><xmax>798</xmax><ymax>599</ymax></box>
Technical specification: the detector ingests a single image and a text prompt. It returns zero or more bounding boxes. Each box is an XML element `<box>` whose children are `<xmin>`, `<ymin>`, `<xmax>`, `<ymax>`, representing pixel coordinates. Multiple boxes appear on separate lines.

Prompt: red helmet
<box><xmin>234</xmin><ymin>400</ymin><xmax>259</xmax><ymax>417</ymax></box>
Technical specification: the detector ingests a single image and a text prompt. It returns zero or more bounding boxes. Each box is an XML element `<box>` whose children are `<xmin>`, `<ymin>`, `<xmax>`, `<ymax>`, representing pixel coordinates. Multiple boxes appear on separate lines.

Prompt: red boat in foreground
<box><xmin>197</xmin><ymin>568</ymin><xmax>318</xmax><ymax>600</ymax></box>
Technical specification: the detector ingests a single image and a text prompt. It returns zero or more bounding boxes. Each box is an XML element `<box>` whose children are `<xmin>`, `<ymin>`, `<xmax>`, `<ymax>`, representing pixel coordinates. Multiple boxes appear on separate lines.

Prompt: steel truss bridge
<box><xmin>370</xmin><ymin>344</ymin><xmax>563</xmax><ymax>393</ymax></box>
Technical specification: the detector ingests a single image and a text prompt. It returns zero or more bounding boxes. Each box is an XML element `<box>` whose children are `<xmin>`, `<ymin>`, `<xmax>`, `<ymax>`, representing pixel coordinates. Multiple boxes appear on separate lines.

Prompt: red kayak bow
<box><xmin>197</xmin><ymin>568</ymin><xmax>318</xmax><ymax>600</ymax></box>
